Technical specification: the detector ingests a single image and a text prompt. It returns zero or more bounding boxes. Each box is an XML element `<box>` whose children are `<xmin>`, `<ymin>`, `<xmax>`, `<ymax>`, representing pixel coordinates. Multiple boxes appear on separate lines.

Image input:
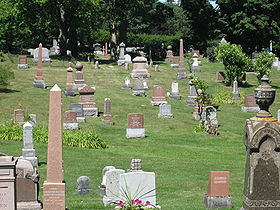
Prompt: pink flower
<box><xmin>136</xmin><ymin>200</ymin><xmax>142</xmax><ymax>204</ymax></box>
<box><xmin>118</xmin><ymin>201</ymin><xmax>124</xmax><ymax>206</ymax></box>
<box><xmin>132</xmin><ymin>200</ymin><xmax>137</xmax><ymax>204</ymax></box>
<box><xmin>145</xmin><ymin>201</ymin><xmax>151</xmax><ymax>205</ymax></box>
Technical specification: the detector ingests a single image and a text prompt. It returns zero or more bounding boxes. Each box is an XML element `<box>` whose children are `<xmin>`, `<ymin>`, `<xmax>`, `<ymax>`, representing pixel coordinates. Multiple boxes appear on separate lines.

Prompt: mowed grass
<box><xmin>1</xmin><ymin>55</ymin><xmax>280</xmax><ymax>209</ymax></box>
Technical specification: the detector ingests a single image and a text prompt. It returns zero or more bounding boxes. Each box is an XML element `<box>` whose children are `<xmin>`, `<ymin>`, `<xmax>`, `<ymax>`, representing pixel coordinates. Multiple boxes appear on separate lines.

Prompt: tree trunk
<box><xmin>110</xmin><ymin>23</ymin><xmax>117</xmax><ymax>60</ymax></box>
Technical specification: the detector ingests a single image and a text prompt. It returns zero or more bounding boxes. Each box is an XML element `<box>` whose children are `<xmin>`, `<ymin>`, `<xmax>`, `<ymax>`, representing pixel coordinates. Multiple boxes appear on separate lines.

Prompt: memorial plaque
<box><xmin>128</xmin><ymin>113</ymin><xmax>144</xmax><ymax>129</ymax></box>
<box><xmin>207</xmin><ymin>171</ymin><xmax>230</xmax><ymax>197</ymax></box>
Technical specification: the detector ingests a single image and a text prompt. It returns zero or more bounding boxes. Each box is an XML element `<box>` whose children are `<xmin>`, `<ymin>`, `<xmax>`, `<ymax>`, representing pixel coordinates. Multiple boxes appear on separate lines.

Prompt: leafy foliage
<box><xmin>0</xmin><ymin>124</ymin><xmax>107</xmax><ymax>149</ymax></box>
<box><xmin>211</xmin><ymin>90</ymin><xmax>243</xmax><ymax>105</ymax></box>
<box><xmin>215</xmin><ymin>42</ymin><xmax>253</xmax><ymax>85</ymax></box>
<box><xmin>0</xmin><ymin>62</ymin><xmax>14</xmax><ymax>88</ymax></box>
<box><xmin>254</xmin><ymin>52</ymin><xmax>275</xmax><ymax>83</ymax></box>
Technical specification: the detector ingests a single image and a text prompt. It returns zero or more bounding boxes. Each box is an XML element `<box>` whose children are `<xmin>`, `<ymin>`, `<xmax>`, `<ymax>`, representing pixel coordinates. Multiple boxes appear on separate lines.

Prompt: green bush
<box><xmin>0</xmin><ymin>124</ymin><xmax>107</xmax><ymax>149</ymax></box>
<box><xmin>211</xmin><ymin>90</ymin><xmax>243</xmax><ymax>105</ymax></box>
<box><xmin>254</xmin><ymin>52</ymin><xmax>275</xmax><ymax>83</ymax></box>
<box><xmin>0</xmin><ymin>62</ymin><xmax>14</xmax><ymax>88</ymax></box>
<box><xmin>127</xmin><ymin>33</ymin><xmax>180</xmax><ymax>60</ymax></box>
<box><xmin>215</xmin><ymin>43</ymin><xmax>253</xmax><ymax>86</ymax></box>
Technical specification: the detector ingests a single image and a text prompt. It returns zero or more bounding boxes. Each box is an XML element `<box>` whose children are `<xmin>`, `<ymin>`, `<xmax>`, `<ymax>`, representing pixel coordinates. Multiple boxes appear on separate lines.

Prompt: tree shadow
<box><xmin>0</xmin><ymin>88</ymin><xmax>20</xmax><ymax>93</ymax></box>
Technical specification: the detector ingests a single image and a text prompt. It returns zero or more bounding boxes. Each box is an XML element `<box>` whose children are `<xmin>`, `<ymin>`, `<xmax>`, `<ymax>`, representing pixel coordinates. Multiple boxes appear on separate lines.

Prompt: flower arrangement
<box><xmin>115</xmin><ymin>199</ymin><xmax>161</xmax><ymax>209</ymax></box>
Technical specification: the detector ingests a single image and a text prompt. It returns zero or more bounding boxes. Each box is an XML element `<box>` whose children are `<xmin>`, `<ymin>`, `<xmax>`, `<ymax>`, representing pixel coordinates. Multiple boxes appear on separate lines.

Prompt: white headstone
<box><xmin>119</xmin><ymin>172</ymin><xmax>156</xmax><ymax>205</ymax></box>
<box><xmin>103</xmin><ymin>169</ymin><xmax>125</xmax><ymax>206</ymax></box>
<box><xmin>21</xmin><ymin>122</ymin><xmax>38</xmax><ymax>166</ymax></box>
<box><xmin>158</xmin><ymin>104</ymin><xmax>174</xmax><ymax>118</ymax></box>
<box><xmin>33</xmin><ymin>47</ymin><xmax>51</xmax><ymax>62</ymax></box>
<box><xmin>124</xmin><ymin>54</ymin><xmax>132</xmax><ymax>63</ymax></box>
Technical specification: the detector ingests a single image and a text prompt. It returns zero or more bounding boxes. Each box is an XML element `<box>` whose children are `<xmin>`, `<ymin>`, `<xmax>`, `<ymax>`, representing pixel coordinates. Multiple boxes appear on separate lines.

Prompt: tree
<box><xmin>254</xmin><ymin>52</ymin><xmax>275</xmax><ymax>83</ymax></box>
<box><xmin>0</xmin><ymin>62</ymin><xmax>14</xmax><ymax>89</ymax></box>
<box><xmin>180</xmin><ymin>0</ymin><xmax>217</xmax><ymax>52</ymax></box>
<box><xmin>215</xmin><ymin>42</ymin><xmax>252</xmax><ymax>86</ymax></box>
<box><xmin>216</xmin><ymin>0</ymin><xmax>280</xmax><ymax>54</ymax></box>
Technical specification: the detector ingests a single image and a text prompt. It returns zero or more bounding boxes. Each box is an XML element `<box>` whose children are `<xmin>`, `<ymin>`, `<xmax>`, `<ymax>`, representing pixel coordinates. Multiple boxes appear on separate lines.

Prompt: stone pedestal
<box><xmin>131</xmin><ymin>56</ymin><xmax>150</xmax><ymax>78</ymax></box>
<box><xmin>79</xmin><ymin>86</ymin><xmax>98</xmax><ymax>117</ymax></box>
<box><xmin>126</xmin><ymin>128</ymin><xmax>145</xmax><ymax>138</ymax></box>
<box><xmin>43</xmin><ymin>183</ymin><xmax>65</xmax><ymax>210</ymax></box>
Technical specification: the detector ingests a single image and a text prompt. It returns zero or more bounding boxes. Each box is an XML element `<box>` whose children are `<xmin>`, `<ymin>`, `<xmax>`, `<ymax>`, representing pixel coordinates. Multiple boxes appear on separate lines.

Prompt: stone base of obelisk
<box><xmin>64</xmin><ymin>88</ymin><xmax>75</xmax><ymax>96</ymax></box>
<box><xmin>232</xmin><ymin>93</ymin><xmax>240</xmax><ymax>100</ymax></box>
<box><xmin>17</xmin><ymin>201</ymin><xmax>42</xmax><ymax>210</ymax></box>
<box><xmin>43</xmin><ymin>182</ymin><xmax>65</xmax><ymax>210</ymax></box>
<box><xmin>204</xmin><ymin>195</ymin><xmax>232</xmax><ymax>209</ymax></box>
<box><xmin>33</xmin><ymin>80</ymin><xmax>46</xmax><ymax>89</ymax></box>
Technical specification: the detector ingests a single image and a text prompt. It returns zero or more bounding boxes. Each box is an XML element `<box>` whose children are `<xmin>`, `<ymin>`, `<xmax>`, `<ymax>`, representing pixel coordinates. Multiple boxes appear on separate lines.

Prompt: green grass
<box><xmin>1</xmin><ymin>55</ymin><xmax>280</xmax><ymax>209</ymax></box>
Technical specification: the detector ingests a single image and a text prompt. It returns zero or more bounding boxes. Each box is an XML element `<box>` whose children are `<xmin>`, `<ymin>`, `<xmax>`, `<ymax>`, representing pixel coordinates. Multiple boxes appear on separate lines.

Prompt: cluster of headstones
<box><xmin>98</xmin><ymin>159</ymin><xmax>157</xmax><ymax>207</ymax></box>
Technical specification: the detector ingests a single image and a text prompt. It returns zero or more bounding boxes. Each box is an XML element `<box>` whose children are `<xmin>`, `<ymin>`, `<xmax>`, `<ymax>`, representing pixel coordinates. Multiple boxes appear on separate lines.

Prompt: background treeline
<box><xmin>0</xmin><ymin>0</ymin><xmax>280</xmax><ymax>58</ymax></box>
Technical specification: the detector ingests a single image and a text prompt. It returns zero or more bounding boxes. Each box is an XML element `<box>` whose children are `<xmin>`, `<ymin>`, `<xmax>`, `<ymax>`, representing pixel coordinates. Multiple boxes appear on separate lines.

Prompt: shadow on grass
<box><xmin>38</xmin><ymin>161</ymin><xmax>47</xmax><ymax>166</ymax></box>
<box><xmin>0</xmin><ymin>88</ymin><xmax>20</xmax><ymax>93</ymax></box>
<box><xmin>271</xmin><ymin>85</ymin><xmax>280</xmax><ymax>89</ymax></box>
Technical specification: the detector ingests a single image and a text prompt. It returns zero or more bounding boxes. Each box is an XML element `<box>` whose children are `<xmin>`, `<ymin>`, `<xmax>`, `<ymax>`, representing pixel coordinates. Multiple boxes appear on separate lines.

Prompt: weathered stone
<box><xmin>186</xmin><ymin>80</ymin><xmax>197</xmax><ymax>107</ymax></box>
<box><xmin>232</xmin><ymin>78</ymin><xmax>240</xmax><ymax>100</ymax></box>
<box><xmin>43</xmin><ymin>84</ymin><xmax>65</xmax><ymax>210</ymax></box>
<box><xmin>0</xmin><ymin>156</ymin><xmax>17</xmax><ymax>210</ymax></box>
<box><xmin>63</xmin><ymin>111</ymin><xmax>78</xmax><ymax>130</ymax></box>
<box><xmin>69</xmin><ymin>104</ymin><xmax>85</xmax><ymax>122</ymax></box>
<box><xmin>79</xmin><ymin>85</ymin><xmax>98</xmax><ymax>117</ymax></box>
<box><xmin>158</xmin><ymin>104</ymin><xmax>174</xmax><ymax>118</ymax></box>
<box><xmin>216</xmin><ymin>72</ymin><xmax>225</xmax><ymax>83</ymax></box>
<box><xmin>33</xmin><ymin>46</ymin><xmax>51</xmax><ymax>62</ymax></box>
<box><xmin>151</xmin><ymin>85</ymin><xmax>167</xmax><ymax>106</ymax></box>
<box><xmin>21</xmin><ymin>122</ymin><xmax>38</xmax><ymax>167</ymax></box>
<box><xmin>76</xmin><ymin>176</ymin><xmax>93</xmax><ymax>194</ymax></box>
<box><xmin>65</xmin><ymin>67</ymin><xmax>75</xmax><ymax>96</ymax></box>
<box><xmin>123</xmin><ymin>77</ymin><xmax>131</xmax><ymax>89</ymax></box>
<box><xmin>14</xmin><ymin>109</ymin><xmax>25</xmax><ymax>124</ymax></box>
<box><xmin>33</xmin><ymin>43</ymin><xmax>46</xmax><ymax>89</ymax></box>
<box><xmin>117</xmin><ymin>42</ymin><xmax>126</xmax><ymax>66</ymax></box>
<box><xmin>204</xmin><ymin>196</ymin><xmax>232</xmax><ymax>209</ymax></box>
<box><xmin>242</xmin><ymin>94</ymin><xmax>260</xmax><ymax>112</ymax></box>
<box><xmin>169</xmin><ymin>82</ymin><xmax>181</xmax><ymax>100</ymax></box>
<box><xmin>176</xmin><ymin>39</ymin><xmax>187</xmax><ymax>79</ymax></box>
<box><xmin>132</xmin><ymin>80</ymin><xmax>146</xmax><ymax>97</ymax></box>
<box><xmin>165</xmin><ymin>45</ymin><xmax>174</xmax><ymax>62</ymax></box>
<box><xmin>128</xmin><ymin>159</ymin><xmax>142</xmax><ymax>172</ymax></box>
<box><xmin>18</xmin><ymin>55</ymin><xmax>29</xmax><ymax>69</ymax></box>
<box><xmin>29</xmin><ymin>114</ymin><xmax>36</xmax><ymax>127</ymax></box>
<box><xmin>119</xmin><ymin>172</ymin><xmax>156</xmax><ymax>205</ymax></box>
<box><xmin>102</xmin><ymin>98</ymin><xmax>114</xmax><ymax>125</ymax></box>
<box><xmin>126</xmin><ymin>113</ymin><xmax>145</xmax><ymax>138</ymax></box>
<box><xmin>131</xmin><ymin>56</ymin><xmax>150</xmax><ymax>78</ymax></box>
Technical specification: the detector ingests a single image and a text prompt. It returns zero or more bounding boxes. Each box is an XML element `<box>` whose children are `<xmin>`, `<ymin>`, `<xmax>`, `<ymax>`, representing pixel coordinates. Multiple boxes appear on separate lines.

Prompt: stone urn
<box><xmin>254</xmin><ymin>75</ymin><xmax>275</xmax><ymax>118</ymax></box>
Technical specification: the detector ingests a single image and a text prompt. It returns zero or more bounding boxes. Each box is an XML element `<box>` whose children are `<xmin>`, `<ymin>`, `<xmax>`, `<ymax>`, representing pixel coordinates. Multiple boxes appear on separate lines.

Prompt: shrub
<box><xmin>0</xmin><ymin>124</ymin><xmax>107</xmax><ymax>149</ymax></box>
<box><xmin>254</xmin><ymin>52</ymin><xmax>275</xmax><ymax>83</ymax></box>
<box><xmin>211</xmin><ymin>90</ymin><xmax>243</xmax><ymax>105</ymax></box>
<box><xmin>215</xmin><ymin>43</ymin><xmax>253</xmax><ymax>86</ymax></box>
<box><xmin>0</xmin><ymin>62</ymin><xmax>14</xmax><ymax>88</ymax></box>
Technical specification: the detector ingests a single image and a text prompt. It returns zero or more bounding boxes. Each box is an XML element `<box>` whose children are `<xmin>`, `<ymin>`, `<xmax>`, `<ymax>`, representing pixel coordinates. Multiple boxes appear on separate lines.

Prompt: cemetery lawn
<box><xmin>1</xmin><ymin>56</ymin><xmax>280</xmax><ymax>210</ymax></box>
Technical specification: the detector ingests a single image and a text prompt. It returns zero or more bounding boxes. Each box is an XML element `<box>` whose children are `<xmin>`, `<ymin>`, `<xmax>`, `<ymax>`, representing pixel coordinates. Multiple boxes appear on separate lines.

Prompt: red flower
<box><xmin>145</xmin><ymin>201</ymin><xmax>151</xmax><ymax>205</ymax></box>
<box><xmin>136</xmin><ymin>200</ymin><xmax>142</xmax><ymax>204</ymax></box>
<box><xmin>118</xmin><ymin>201</ymin><xmax>124</xmax><ymax>206</ymax></box>
<box><xmin>132</xmin><ymin>200</ymin><xmax>137</xmax><ymax>204</ymax></box>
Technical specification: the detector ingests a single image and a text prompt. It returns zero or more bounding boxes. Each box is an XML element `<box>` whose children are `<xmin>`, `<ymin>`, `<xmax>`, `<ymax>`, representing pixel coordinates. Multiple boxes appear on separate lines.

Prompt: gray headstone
<box><xmin>33</xmin><ymin>47</ymin><xmax>51</xmax><ymax>62</ymax></box>
<box><xmin>29</xmin><ymin>114</ymin><xmax>36</xmax><ymax>127</ymax></box>
<box><xmin>205</xmin><ymin>106</ymin><xmax>218</xmax><ymax>125</ymax></box>
<box><xmin>187</xmin><ymin>80</ymin><xmax>197</xmax><ymax>107</ymax></box>
<box><xmin>117</xmin><ymin>43</ymin><xmax>126</xmax><ymax>66</ymax></box>
<box><xmin>21</xmin><ymin>122</ymin><xmax>38</xmax><ymax>167</ymax></box>
<box><xmin>124</xmin><ymin>54</ymin><xmax>132</xmax><ymax>63</ymax></box>
<box><xmin>69</xmin><ymin>104</ymin><xmax>85</xmax><ymax>122</ymax></box>
<box><xmin>278</xmin><ymin>109</ymin><xmax>280</xmax><ymax>123</ymax></box>
<box><xmin>158</xmin><ymin>104</ymin><xmax>174</xmax><ymax>118</ymax></box>
<box><xmin>134</xmin><ymin>80</ymin><xmax>144</xmax><ymax>90</ymax></box>
<box><xmin>76</xmin><ymin>176</ymin><xmax>93</xmax><ymax>194</ymax></box>
<box><xmin>128</xmin><ymin>159</ymin><xmax>142</xmax><ymax>172</ymax></box>
<box><xmin>169</xmin><ymin>82</ymin><xmax>181</xmax><ymax>100</ymax></box>
<box><xmin>232</xmin><ymin>78</ymin><xmax>240</xmax><ymax>100</ymax></box>
<box><xmin>103</xmin><ymin>169</ymin><xmax>125</xmax><ymax>206</ymax></box>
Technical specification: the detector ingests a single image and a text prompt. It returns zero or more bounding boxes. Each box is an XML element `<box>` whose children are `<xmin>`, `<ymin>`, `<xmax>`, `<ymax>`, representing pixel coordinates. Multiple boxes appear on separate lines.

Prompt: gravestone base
<box><xmin>74</xmin><ymin>83</ymin><xmax>86</xmax><ymax>90</ymax></box>
<box><xmin>169</xmin><ymin>93</ymin><xmax>181</xmax><ymax>100</ymax></box>
<box><xmin>33</xmin><ymin>58</ymin><xmax>51</xmax><ymax>62</ymax></box>
<box><xmin>20</xmin><ymin>155</ymin><xmax>38</xmax><ymax>167</ymax></box>
<box><xmin>18</xmin><ymin>64</ymin><xmax>29</xmax><ymax>69</ymax></box>
<box><xmin>241</xmin><ymin>106</ymin><xmax>260</xmax><ymax>112</ymax></box>
<box><xmin>176</xmin><ymin>72</ymin><xmax>187</xmax><ymax>79</ymax></box>
<box><xmin>33</xmin><ymin>80</ymin><xmax>46</xmax><ymax>89</ymax></box>
<box><xmin>63</xmin><ymin>123</ymin><xmax>79</xmax><ymax>130</ymax></box>
<box><xmin>132</xmin><ymin>90</ymin><xmax>146</xmax><ymax>97</ymax></box>
<box><xmin>158</xmin><ymin>113</ymin><xmax>173</xmax><ymax>118</ymax></box>
<box><xmin>232</xmin><ymin>93</ymin><xmax>240</xmax><ymax>100</ymax></box>
<box><xmin>103</xmin><ymin>196</ymin><xmax>121</xmax><ymax>206</ymax></box>
<box><xmin>191</xmin><ymin>66</ymin><xmax>200</xmax><ymax>73</ymax></box>
<box><xmin>131</xmin><ymin>72</ymin><xmax>151</xmax><ymax>79</ymax></box>
<box><xmin>43</xmin><ymin>182</ymin><xmax>65</xmax><ymax>209</ymax></box>
<box><xmin>102</xmin><ymin>119</ymin><xmax>114</xmax><ymax>125</ymax></box>
<box><xmin>83</xmin><ymin>108</ymin><xmax>98</xmax><ymax>117</ymax></box>
<box><xmin>123</xmin><ymin>85</ymin><xmax>131</xmax><ymax>89</ymax></box>
<box><xmin>117</xmin><ymin>59</ymin><xmax>125</xmax><ymax>66</ymax></box>
<box><xmin>75</xmin><ymin>188</ymin><xmax>93</xmax><ymax>195</ymax></box>
<box><xmin>170</xmin><ymin>64</ymin><xmax>179</xmax><ymax>68</ymax></box>
<box><xmin>17</xmin><ymin>201</ymin><xmax>42</xmax><ymax>210</ymax></box>
<box><xmin>65</xmin><ymin>88</ymin><xmax>75</xmax><ymax>96</ymax></box>
<box><xmin>204</xmin><ymin>195</ymin><xmax>232</xmax><ymax>209</ymax></box>
<box><xmin>77</xmin><ymin>117</ymin><xmax>86</xmax><ymax>123</ymax></box>
<box><xmin>126</xmin><ymin>128</ymin><xmax>145</xmax><ymax>138</ymax></box>
<box><xmin>187</xmin><ymin>97</ymin><xmax>197</xmax><ymax>107</ymax></box>
<box><xmin>151</xmin><ymin>101</ymin><xmax>168</xmax><ymax>106</ymax></box>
